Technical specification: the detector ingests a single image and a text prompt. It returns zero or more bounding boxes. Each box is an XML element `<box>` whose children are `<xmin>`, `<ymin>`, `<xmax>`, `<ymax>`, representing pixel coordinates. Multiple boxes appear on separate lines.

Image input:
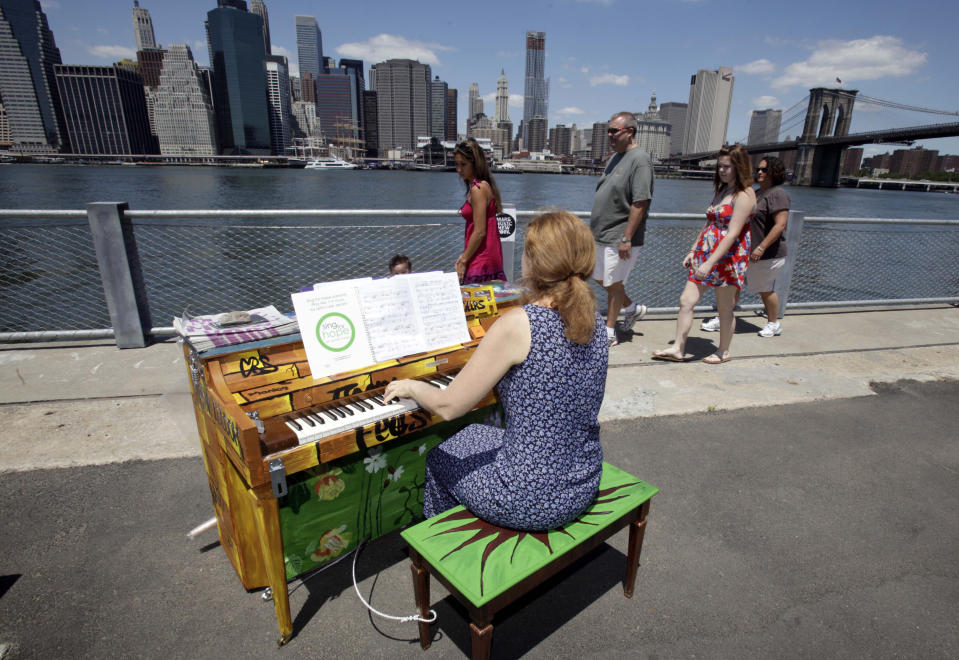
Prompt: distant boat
<box><xmin>305</xmin><ymin>156</ymin><xmax>359</xmax><ymax>170</ymax></box>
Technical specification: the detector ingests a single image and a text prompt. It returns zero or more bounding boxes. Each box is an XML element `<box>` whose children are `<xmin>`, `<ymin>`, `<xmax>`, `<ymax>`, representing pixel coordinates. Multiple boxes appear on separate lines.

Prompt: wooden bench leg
<box><xmin>410</xmin><ymin>549</ymin><xmax>432</xmax><ymax>649</ymax></box>
<box><xmin>624</xmin><ymin>500</ymin><xmax>651</xmax><ymax>598</ymax></box>
<box><xmin>469</xmin><ymin>621</ymin><xmax>493</xmax><ymax>660</ymax></box>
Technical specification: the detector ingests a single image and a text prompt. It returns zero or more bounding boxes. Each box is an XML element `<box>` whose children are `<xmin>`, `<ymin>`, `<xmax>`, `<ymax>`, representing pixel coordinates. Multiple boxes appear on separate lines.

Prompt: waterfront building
<box><xmin>313</xmin><ymin>70</ymin><xmax>351</xmax><ymax>137</ymax></box>
<box><xmin>526</xmin><ymin>115</ymin><xmax>546</xmax><ymax>153</ymax></box>
<box><xmin>634</xmin><ymin>93</ymin><xmax>670</xmax><ymax>162</ymax></box>
<box><xmin>495</xmin><ymin>69</ymin><xmax>510</xmax><ymax>123</ymax></box>
<box><xmin>446</xmin><ymin>87</ymin><xmax>457</xmax><ymax>142</ymax></box>
<box><xmin>289</xmin><ymin>75</ymin><xmax>301</xmax><ymax>102</ymax></box>
<box><xmin>207</xmin><ymin>1</ymin><xmax>271</xmax><ymax>154</ymax></box>
<box><xmin>469</xmin><ymin>114</ymin><xmax>510</xmax><ymax>159</ymax></box>
<box><xmin>153</xmin><ymin>44</ymin><xmax>216</xmax><ymax>156</ymax></box>
<box><xmin>522</xmin><ymin>31</ymin><xmax>548</xmax><ymax>147</ymax></box>
<box><xmin>659</xmin><ymin>101</ymin><xmax>686</xmax><ymax>156</ymax></box>
<box><xmin>295</xmin><ymin>15</ymin><xmax>323</xmax><ymax>79</ymax></box>
<box><xmin>362</xmin><ymin>90</ymin><xmax>378</xmax><ymax>157</ymax></box>
<box><xmin>468</xmin><ymin>82</ymin><xmax>482</xmax><ymax>120</ymax></box>
<box><xmin>249</xmin><ymin>0</ymin><xmax>271</xmax><ymax>55</ymax></box>
<box><xmin>840</xmin><ymin>147</ymin><xmax>863</xmax><ymax>176</ymax></box>
<box><xmin>430</xmin><ymin>76</ymin><xmax>448</xmax><ymax>140</ymax></box>
<box><xmin>590</xmin><ymin>121</ymin><xmax>609</xmax><ymax>161</ymax></box>
<box><xmin>132</xmin><ymin>1</ymin><xmax>158</xmax><ymax>51</ymax></box>
<box><xmin>682</xmin><ymin>66</ymin><xmax>733</xmax><ymax>154</ymax></box>
<box><xmin>747</xmin><ymin>108</ymin><xmax>782</xmax><ymax>145</ymax></box>
<box><xmin>54</xmin><ymin>64</ymin><xmax>154</xmax><ymax>154</ymax></box>
<box><xmin>265</xmin><ymin>55</ymin><xmax>291</xmax><ymax>156</ymax></box>
<box><xmin>136</xmin><ymin>47</ymin><xmax>165</xmax><ymax>153</ymax></box>
<box><xmin>371</xmin><ymin>58</ymin><xmax>431</xmax><ymax>154</ymax></box>
<box><xmin>290</xmin><ymin>100</ymin><xmax>318</xmax><ymax>138</ymax></box>
<box><xmin>338</xmin><ymin>58</ymin><xmax>365</xmax><ymax>135</ymax></box>
<box><xmin>300</xmin><ymin>71</ymin><xmax>315</xmax><ymax>104</ymax></box>
<box><xmin>0</xmin><ymin>99</ymin><xmax>10</xmax><ymax>147</ymax></box>
<box><xmin>549</xmin><ymin>123</ymin><xmax>571</xmax><ymax>156</ymax></box>
<box><xmin>0</xmin><ymin>0</ymin><xmax>66</xmax><ymax>152</ymax></box>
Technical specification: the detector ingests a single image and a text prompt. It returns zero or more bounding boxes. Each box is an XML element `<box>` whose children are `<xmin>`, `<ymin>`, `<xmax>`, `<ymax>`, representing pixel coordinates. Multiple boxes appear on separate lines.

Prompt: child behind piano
<box><xmin>384</xmin><ymin>210</ymin><xmax>608</xmax><ymax>531</ymax></box>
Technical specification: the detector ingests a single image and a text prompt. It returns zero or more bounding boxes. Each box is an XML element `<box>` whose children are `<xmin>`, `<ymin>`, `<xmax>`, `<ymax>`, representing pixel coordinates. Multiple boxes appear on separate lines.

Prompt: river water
<box><xmin>0</xmin><ymin>164</ymin><xmax>957</xmax><ymax>333</ymax></box>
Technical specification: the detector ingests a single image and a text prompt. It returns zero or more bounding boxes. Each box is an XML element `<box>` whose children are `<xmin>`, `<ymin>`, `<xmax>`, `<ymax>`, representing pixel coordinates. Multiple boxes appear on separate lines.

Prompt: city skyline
<box><xmin>23</xmin><ymin>0</ymin><xmax>959</xmax><ymax>155</ymax></box>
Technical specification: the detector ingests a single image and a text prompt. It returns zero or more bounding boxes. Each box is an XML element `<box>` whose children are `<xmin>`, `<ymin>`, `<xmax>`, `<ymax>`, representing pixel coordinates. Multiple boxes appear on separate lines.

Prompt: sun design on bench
<box><xmin>425</xmin><ymin>481</ymin><xmax>639</xmax><ymax>596</ymax></box>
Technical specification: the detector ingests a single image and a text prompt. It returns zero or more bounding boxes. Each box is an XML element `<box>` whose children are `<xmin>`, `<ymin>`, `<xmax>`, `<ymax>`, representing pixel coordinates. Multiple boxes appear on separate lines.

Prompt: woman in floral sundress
<box><xmin>383</xmin><ymin>210</ymin><xmax>607</xmax><ymax>531</ymax></box>
<box><xmin>653</xmin><ymin>144</ymin><xmax>756</xmax><ymax>364</ymax></box>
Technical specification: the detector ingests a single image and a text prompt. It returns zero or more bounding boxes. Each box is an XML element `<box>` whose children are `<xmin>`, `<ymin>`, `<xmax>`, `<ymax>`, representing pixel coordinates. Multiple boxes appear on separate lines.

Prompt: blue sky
<box><xmin>39</xmin><ymin>0</ymin><xmax>959</xmax><ymax>156</ymax></box>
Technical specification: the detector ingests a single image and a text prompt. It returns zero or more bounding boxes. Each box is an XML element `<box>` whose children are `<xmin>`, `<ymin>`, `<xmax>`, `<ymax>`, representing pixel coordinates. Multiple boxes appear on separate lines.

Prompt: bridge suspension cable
<box><xmin>855</xmin><ymin>94</ymin><xmax>959</xmax><ymax>117</ymax></box>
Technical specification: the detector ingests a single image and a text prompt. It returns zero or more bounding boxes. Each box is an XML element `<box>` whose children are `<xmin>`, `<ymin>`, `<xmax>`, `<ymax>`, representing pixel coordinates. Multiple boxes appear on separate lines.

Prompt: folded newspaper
<box><xmin>173</xmin><ymin>305</ymin><xmax>298</xmax><ymax>352</ymax></box>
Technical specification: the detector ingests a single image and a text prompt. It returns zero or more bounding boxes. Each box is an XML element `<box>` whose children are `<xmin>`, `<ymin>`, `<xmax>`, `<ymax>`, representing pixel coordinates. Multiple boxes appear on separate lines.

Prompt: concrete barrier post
<box><xmin>86</xmin><ymin>202</ymin><xmax>152</xmax><ymax>348</ymax></box>
<box><xmin>775</xmin><ymin>210</ymin><xmax>805</xmax><ymax>319</ymax></box>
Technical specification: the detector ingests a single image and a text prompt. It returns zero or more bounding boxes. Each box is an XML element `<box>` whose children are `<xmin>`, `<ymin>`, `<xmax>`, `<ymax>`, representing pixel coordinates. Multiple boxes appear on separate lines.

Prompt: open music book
<box><xmin>291</xmin><ymin>272</ymin><xmax>470</xmax><ymax>380</ymax></box>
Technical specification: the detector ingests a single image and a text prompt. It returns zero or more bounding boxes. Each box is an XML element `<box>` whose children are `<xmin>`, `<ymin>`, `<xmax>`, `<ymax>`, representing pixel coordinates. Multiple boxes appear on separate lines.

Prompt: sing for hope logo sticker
<box><xmin>316</xmin><ymin>312</ymin><xmax>355</xmax><ymax>352</ymax></box>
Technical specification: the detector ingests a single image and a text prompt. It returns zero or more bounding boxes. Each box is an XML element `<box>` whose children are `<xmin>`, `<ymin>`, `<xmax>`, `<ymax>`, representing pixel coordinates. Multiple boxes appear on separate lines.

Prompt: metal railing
<box><xmin>1</xmin><ymin>204</ymin><xmax>957</xmax><ymax>347</ymax></box>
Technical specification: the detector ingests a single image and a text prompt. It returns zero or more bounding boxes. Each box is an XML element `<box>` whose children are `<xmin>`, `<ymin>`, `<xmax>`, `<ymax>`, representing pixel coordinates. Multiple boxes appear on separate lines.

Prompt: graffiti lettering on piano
<box><xmin>194</xmin><ymin>378</ymin><xmax>241</xmax><ymax>453</ymax></box>
<box><xmin>358</xmin><ymin>409</ymin><xmax>431</xmax><ymax>448</ymax></box>
<box><xmin>328</xmin><ymin>378</ymin><xmax>381</xmax><ymax>401</ymax></box>
<box><xmin>239</xmin><ymin>355</ymin><xmax>280</xmax><ymax>378</ymax></box>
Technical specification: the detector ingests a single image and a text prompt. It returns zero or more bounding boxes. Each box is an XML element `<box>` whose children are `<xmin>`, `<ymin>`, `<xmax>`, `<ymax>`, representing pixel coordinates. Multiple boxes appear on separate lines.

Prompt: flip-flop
<box><xmin>703</xmin><ymin>353</ymin><xmax>730</xmax><ymax>364</ymax></box>
<box><xmin>652</xmin><ymin>350</ymin><xmax>686</xmax><ymax>362</ymax></box>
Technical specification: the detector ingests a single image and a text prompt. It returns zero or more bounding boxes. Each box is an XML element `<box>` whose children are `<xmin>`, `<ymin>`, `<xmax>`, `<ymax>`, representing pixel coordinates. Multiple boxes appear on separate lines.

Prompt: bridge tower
<box><xmin>794</xmin><ymin>87</ymin><xmax>858</xmax><ymax>186</ymax></box>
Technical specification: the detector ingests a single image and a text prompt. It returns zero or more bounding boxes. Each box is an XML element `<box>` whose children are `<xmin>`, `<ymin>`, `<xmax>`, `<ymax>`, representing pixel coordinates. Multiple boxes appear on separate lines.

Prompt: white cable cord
<box><xmin>351</xmin><ymin>539</ymin><xmax>436</xmax><ymax>624</ymax></box>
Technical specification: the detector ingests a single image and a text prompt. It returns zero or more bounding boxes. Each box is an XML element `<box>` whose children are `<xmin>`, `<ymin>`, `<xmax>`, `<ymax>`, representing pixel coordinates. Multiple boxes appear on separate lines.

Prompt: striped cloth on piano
<box><xmin>173</xmin><ymin>305</ymin><xmax>298</xmax><ymax>352</ymax></box>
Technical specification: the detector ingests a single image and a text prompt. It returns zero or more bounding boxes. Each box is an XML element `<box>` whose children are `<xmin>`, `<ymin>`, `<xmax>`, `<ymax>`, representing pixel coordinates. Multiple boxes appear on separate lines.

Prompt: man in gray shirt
<box><xmin>590</xmin><ymin>111</ymin><xmax>654</xmax><ymax>346</ymax></box>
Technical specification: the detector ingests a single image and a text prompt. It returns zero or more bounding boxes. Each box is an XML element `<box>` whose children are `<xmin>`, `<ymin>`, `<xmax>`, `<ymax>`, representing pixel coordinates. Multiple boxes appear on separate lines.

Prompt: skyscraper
<box><xmin>265</xmin><ymin>55</ymin><xmax>291</xmax><ymax>155</ymax></box>
<box><xmin>295</xmin><ymin>15</ymin><xmax>323</xmax><ymax>79</ymax></box>
<box><xmin>153</xmin><ymin>44</ymin><xmax>217</xmax><ymax>156</ymax></box>
<box><xmin>430</xmin><ymin>76</ymin><xmax>448</xmax><ymax>140</ymax></box>
<box><xmin>249</xmin><ymin>0</ymin><xmax>270</xmax><ymax>55</ymax></box>
<box><xmin>659</xmin><ymin>101</ymin><xmax>687</xmax><ymax>156</ymax></box>
<box><xmin>207</xmin><ymin>1</ymin><xmax>271</xmax><ymax>154</ymax></box>
<box><xmin>132</xmin><ymin>1</ymin><xmax>157</xmax><ymax>51</ymax></box>
<box><xmin>446</xmin><ymin>88</ymin><xmax>457</xmax><ymax>142</ymax></box>
<box><xmin>0</xmin><ymin>0</ymin><xmax>66</xmax><ymax>151</ymax></box>
<box><xmin>338</xmin><ymin>58</ymin><xmax>366</xmax><ymax>144</ymax></box>
<box><xmin>468</xmin><ymin>82</ymin><xmax>482</xmax><ymax>120</ymax></box>
<box><xmin>634</xmin><ymin>92</ymin><xmax>670</xmax><ymax>162</ymax></box>
<box><xmin>371</xmin><ymin>59</ymin><xmax>431</xmax><ymax>154</ymax></box>
<box><xmin>494</xmin><ymin>69</ymin><xmax>510</xmax><ymax>123</ymax></box>
<box><xmin>681</xmin><ymin>66</ymin><xmax>734</xmax><ymax>154</ymax></box>
<box><xmin>747</xmin><ymin>108</ymin><xmax>782</xmax><ymax>145</ymax></box>
<box><xmin>55</xmin><ymin>64</ymin><xmax>153</xmax><ymax>154</ymax></box>
<box><xmin>522</xmin><ymin>31</ymin><xmax>547</xmax><ymax>146</ymax></box>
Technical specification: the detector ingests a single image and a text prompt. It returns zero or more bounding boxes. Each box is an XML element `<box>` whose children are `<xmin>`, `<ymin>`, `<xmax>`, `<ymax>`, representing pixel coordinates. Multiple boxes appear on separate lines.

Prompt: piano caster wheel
<box><xmin>262</xmin><ymin>587</ymin><xmax>273</xmax><ymax>602</ymax></box>
<box><xmin>277</xmin><ymin>633</ymin><xmax>292</xmax><ymax>647</ymax></box>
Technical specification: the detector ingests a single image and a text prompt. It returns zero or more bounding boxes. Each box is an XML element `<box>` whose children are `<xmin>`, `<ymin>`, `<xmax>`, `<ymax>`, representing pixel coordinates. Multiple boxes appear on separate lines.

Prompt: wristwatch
<box><xmin>620</xmin><ymin>235</ymin><xmax>631</xmax><ymax>243</ymax></box>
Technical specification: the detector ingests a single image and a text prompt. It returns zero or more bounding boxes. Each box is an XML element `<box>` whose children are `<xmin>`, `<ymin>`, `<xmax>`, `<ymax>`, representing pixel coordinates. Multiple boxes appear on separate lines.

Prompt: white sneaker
<box><xmin>758</xmin><ymin>321</ymin><xmax>782</xmax><ymax>337</ymax></box>
<box><xmin>607</xmin><ymin>327</ymin><xmax>619</xmax><ymax>347</ymax></box>
<box><xmin>700</xmin><ymin>316</ymin><xmax>721</xmax><ymax>332</ymax></box>
<box><xmin>619</xmin><ymin>303</ymin><xmax>648</xmax><ymax>330</ymax></box>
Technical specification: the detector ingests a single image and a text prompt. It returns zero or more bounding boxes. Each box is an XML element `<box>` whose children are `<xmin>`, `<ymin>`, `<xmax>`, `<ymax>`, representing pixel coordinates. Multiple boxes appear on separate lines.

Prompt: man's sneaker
<box><xmin>758</xmin><ymin>321</ymin><xmax>782</xmax><ymax>337</ymax></box>
<box><xmin>700</xmin><ymin>316</ymin><xmax>721</xmax><ymax>332</ymax></box>
<box><xmin>607</xmin><ymin>327</ymin><xmax>619</xmax><ymax>347</ymax></box>
<box><xmin>619</xmin><ymin>303</ymin><xmax>648</xmax><ymax>330</ymax></box>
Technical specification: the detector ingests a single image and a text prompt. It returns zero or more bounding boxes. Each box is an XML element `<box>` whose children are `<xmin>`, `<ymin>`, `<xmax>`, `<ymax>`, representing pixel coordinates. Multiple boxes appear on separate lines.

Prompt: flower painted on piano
<box><xmin>418</xmin><ymin>444</ymin><xmax>427</xmax><ymax>455</ymax></box>
<box><xmin>363</xmin><ymin>447</ymin><xmax>387</xmax><ymax>474</ymax></box>
<box><xmin>310</xmin><ymin>524</ymin><xmax>352</xmax><ymax>562</ymax></box>
<box><xmin>387</xmin><ymin>465</ymin><xmax>405</xmax><ymax>483</ymax></box>
<box><xmin>313</xmin><ymin>468</ymin><xmax>345</xmax><ymax>501</ymax></box>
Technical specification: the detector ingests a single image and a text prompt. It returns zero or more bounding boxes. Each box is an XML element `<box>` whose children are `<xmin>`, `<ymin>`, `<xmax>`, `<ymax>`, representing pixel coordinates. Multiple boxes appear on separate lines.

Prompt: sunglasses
<box><xmin>607</xmin><ymin>126</ymin><xmax>631</xmax><ymax>135</ymax></box>
<box><xmin>757</xmin><ymin>166</ymin><xmax>768</xmax><ymax>172</ymax></box>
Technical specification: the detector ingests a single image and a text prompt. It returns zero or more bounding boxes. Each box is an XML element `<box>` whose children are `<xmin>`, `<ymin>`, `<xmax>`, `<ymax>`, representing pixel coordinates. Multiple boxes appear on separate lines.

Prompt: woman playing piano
<box><xmin>384</xmin><ymin>210</ymin><xmax>608</xmax><ymax>531</ymax></box>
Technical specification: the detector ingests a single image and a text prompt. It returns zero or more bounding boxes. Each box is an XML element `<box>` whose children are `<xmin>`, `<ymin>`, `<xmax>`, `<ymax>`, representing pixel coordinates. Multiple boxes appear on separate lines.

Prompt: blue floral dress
<box><xmin>422</xmin><ymin>304</ymin><xmax>608</xmax><ymax>530</ymax></box>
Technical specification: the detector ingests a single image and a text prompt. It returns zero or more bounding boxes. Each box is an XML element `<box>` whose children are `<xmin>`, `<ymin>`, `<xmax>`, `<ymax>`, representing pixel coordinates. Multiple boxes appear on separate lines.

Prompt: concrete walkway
<box><xmin>1</xmin><ymin>305</ymin><xmax>957</xmax><ymax>472</ymax></box>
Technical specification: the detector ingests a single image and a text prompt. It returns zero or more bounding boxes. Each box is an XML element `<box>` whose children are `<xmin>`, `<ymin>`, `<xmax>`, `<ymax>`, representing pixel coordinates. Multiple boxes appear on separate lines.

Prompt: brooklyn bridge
<box><xmin>679</xmin><ymin>87</ymin><xmax>959</xmax><ymax>187</ymax></box>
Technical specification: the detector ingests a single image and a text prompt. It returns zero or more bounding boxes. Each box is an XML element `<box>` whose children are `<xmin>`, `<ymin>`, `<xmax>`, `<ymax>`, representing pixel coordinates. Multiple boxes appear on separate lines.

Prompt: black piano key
<box><xmin>322</xmin><ymin>409</ymin><xmax>339</xmax><ymax>422</ymax></box>
<box><xmin>299</xmin><ymin>414</ymin><xmax>315</xmax><ymax>427</ymax></box>
<box><xmin>287</xmin><ymin>417</ymin><xmax>302</xmax><ymax>431</ymax></box>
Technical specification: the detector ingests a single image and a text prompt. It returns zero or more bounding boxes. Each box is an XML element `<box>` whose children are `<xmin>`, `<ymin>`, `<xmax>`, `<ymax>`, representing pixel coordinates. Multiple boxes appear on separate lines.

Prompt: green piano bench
<box><xmin>400</xmin><ymin>462</ymin><xmax>658</xmax><ymax>660</ymax></box>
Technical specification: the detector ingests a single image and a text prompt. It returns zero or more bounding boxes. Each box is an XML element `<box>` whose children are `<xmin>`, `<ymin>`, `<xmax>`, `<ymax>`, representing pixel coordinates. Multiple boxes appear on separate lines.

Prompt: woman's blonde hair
<box><xmin>521</xmin><ymin>210</ymin><xmax>597</xmax><ymax>344</ymax></box>
<box><xmin>454</xmin><ymin>139</ymin><xmax>503</xmax><ymax>213</ymax></box>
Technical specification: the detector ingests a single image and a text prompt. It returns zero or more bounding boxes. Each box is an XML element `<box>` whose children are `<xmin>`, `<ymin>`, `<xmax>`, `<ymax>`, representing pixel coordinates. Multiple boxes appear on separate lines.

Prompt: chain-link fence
<box><xmin>1</xmin><ymin>207</ymin><xmax>957</xmax><ymax>343</ymax></box>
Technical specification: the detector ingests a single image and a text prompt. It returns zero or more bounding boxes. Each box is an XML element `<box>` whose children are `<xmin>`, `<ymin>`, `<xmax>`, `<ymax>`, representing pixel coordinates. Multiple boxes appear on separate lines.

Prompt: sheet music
<box><xmin>292</xmin><ymin>272</ymin><xmax>470</xmax><ymax>380</ymax></box>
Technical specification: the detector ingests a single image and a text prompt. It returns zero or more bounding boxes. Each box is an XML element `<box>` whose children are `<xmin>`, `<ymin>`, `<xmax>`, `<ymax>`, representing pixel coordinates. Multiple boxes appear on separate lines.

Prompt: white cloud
<box><xmin>84</xmin><ymin>44</ymin><xmax>136</xmax><ymax>60</ymax></box>
<box><xmin>752</xmin><ymin>95</ymin><xmax>781</xmax><ymax>108</ymax></box>
<box><xmin>557</xmin><ymin>107</ymin><xmax>586</xmax><ymax>115</ymax></box>
<box><xmin>772</xmin><ymin>36</ymin><xmax>927</xmax><ymax>90</ymax></box>
<box><xmin>336</xmin><ymin>34</ymin><xmax>453</xmax><ymax>67</ymax></box>
<box><xmin>738</xmin><ymin>59</ymin><xmax>776</xmax><ymax>75</ymax></box>
<box><xmin>508</xmin><ymin>93</ymin><xmax>523</xmax><ymax>107</ymax></box>
<box><xmin>272</xmin><ymin>44</ymin><xmax>298</xmax><ymax>76</ymax></box>
<box><xmin>496</xmin><ymin>50</ymin><xmax>520</xmax><ymax>58</ymax></box>
<box><xmin>590</xmin><ymin>73</ymin><xmax>629</xmax><ymax>87</ymax></box>
<box><xmin>580</xmin><ymin>66</ymin><xmax>590</xmax><ymax>74</ymax></box>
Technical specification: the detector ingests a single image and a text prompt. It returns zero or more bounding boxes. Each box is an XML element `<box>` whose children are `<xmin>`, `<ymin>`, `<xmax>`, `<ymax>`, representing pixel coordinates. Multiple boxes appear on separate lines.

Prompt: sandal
<box><xmin>652</xmin><ymin>349</ymin><xmax>687</xmax><ymax>362</ymax></box>
<box><xmin>703</xmin><ymin>352</ymin><xmax>730</xmax><ymax>364</ymax></box>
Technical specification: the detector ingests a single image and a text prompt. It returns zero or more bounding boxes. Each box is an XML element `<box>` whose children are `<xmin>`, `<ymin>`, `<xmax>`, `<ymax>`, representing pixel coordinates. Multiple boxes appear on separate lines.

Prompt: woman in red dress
<box><xmin>453</xmin><ymin>140</ymin><xmax>506</xmax><ymax>284</ymax></box>
<box><xmin>653</xmin><ymin>144</ymin><xmax>756</xmax><ymax>364</ymax></box>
